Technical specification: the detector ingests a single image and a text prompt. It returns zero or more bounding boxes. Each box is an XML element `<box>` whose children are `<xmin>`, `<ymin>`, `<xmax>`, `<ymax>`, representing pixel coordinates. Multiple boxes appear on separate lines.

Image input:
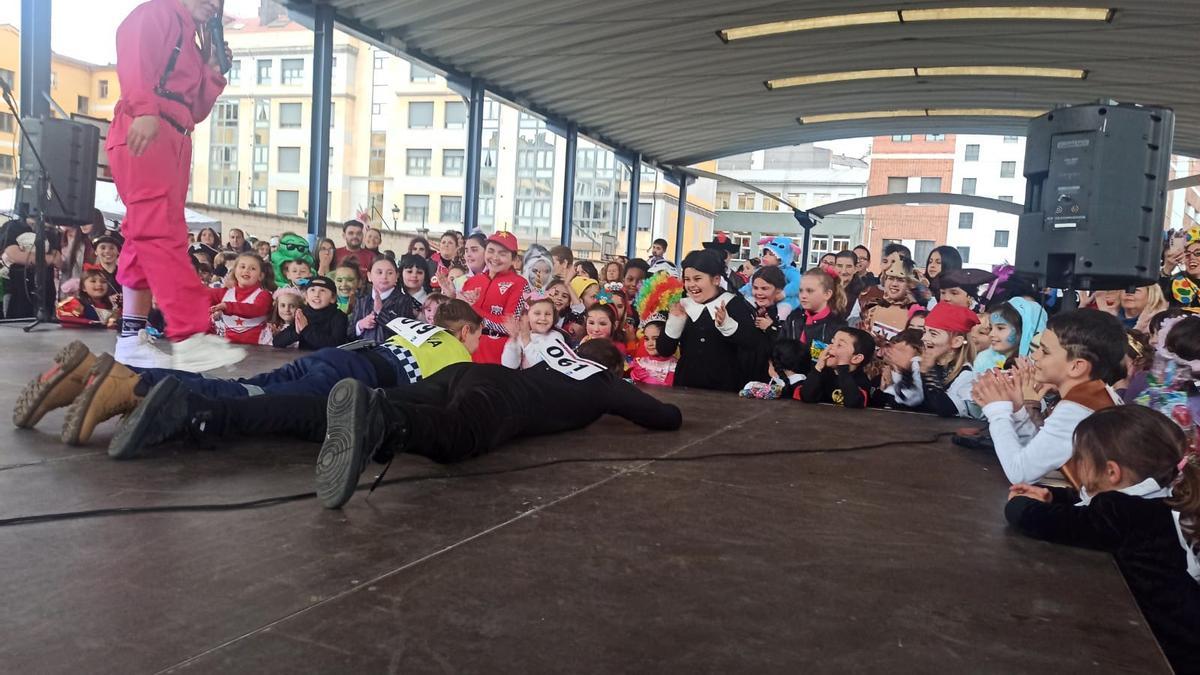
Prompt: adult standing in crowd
<box><xmin>224</xmin><ymin>228</ymin><xmax>252</xmax><ymax>253</ymax></box>
<box><xmin>1161</xmin><ymin>227</ymin><xmax>1200</xmax><ymax>309</ymax></box>
<box><xmin>197</xmin><ymin>227</ymin><xmax>221</xmax><ymax>250</ymax></box>
<box><xmin>106</xmin><ymin>0</ymin><xmax>244</xmax><ymax>371</ymax></box>
<box><xmin>853</xmin><ymin>245</ymin><xmax>878</xmax><ymax>287</ymax></box>
<box><xmin>334</xmin><ymin>219</ymin><xmax>369</xmax><ymax>269</ymax></box>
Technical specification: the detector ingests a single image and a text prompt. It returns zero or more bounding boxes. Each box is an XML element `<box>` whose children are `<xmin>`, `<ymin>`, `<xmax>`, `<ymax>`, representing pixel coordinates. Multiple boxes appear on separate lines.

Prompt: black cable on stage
<box><xmin>0</xmin><ymin>432</ymin><xmax>956</xmax><ymax>528</ymax></box>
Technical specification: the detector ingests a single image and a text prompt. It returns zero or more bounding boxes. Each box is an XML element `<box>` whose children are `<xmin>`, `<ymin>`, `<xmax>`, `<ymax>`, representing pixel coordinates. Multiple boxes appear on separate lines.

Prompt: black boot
<box><xmin>107</xmin><ymin>378</ymin><xmax>222</xmax><ymax>459</ymax></box>
<box><xmin>315</xmin><ymin>379</ymin><xmax>392</xmax><ymax>509</ymax></box>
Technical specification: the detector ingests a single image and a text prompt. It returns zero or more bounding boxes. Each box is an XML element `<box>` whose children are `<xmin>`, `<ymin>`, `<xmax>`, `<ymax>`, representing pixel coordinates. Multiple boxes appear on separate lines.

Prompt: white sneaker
<box><xmin>114</xmin><ymin>330</ymin><xmax>172</xmax><ymax>369</ymax></box>
<box><xmin>171</xmin><ymin>334</ymin><xmax>247</xmax><ymax>373</ymax></box>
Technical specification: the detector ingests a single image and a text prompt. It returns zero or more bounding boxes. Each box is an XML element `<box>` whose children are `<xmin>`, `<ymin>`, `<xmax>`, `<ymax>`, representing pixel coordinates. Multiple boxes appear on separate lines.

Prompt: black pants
<box><xmin>203</xmin><ymin>363</ymin><xmax>683</xmax><ymax>464</ymax></box>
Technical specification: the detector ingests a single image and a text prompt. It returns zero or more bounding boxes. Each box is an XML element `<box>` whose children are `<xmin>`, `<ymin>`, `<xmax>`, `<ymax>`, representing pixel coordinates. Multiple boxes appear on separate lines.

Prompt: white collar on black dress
<box><xmin>681</xmin><ymin>292</ymin><xmax>736</xmax><ymax>321</ymax></box>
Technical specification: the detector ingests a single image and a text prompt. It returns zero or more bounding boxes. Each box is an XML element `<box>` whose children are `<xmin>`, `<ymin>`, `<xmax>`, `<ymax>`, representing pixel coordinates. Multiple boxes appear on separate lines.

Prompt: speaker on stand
<box><xmin>2</xmin><ymin>115</ymin><xmax>100</xmax><ymax>329</ymax></box>
<box><xmin>1015</xmin><ymin>102</ymin><xmax>1174</xmax><ymax>296</ymax></box>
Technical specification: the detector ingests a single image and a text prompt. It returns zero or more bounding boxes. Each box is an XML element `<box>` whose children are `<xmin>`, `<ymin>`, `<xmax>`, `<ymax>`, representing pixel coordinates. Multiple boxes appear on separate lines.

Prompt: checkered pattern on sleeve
<box><xmin>381</xmin><ymin>342</ymin><xmax>423</xmax><ymax>384</ymax></box>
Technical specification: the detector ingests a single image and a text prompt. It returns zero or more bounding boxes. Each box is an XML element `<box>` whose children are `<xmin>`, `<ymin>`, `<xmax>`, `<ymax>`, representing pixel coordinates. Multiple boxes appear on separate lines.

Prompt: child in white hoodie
<box><xmin>502</xmin><ymin>296</ymin><xmax>572</xmax><ymax>370</ymax></box>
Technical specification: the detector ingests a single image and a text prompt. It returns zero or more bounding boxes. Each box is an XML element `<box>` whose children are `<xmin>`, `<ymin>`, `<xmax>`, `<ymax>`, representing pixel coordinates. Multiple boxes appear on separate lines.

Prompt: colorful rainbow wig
<box><xmin>636</xmin><ymin>271</ymin><xmax>684</xmax><ymax>323</ymax></box>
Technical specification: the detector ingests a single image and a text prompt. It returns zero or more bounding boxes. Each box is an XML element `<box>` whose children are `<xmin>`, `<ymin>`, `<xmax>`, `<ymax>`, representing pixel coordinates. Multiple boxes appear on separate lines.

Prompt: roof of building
<box><xmin>288</xmin><ymin>0</ymin><xmax>1200</xmax><ymax>164</ymax></box>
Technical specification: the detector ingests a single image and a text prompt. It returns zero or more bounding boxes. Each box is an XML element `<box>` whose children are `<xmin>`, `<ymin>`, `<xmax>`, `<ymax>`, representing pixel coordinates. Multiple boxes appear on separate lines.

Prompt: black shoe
<box><xmin>108</xmin><ymin>377</ymin><xmax>192</xmax><ymax>459</ymax></box>
<box><xmin>315</xmin><ymin>379</ymin><xmax>387</xmax><ymax>509</ymax></box>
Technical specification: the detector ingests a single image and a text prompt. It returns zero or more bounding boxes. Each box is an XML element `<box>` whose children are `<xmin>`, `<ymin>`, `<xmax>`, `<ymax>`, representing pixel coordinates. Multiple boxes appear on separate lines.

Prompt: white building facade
<box><xmin>945</xmin><ymin>134</ymin><xmax>1027</xmax><ymax>268</ymax></box>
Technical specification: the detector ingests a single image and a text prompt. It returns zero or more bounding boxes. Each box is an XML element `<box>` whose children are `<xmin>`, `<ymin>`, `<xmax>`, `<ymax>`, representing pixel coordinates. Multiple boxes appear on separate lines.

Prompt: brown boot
<box><xmin>13</xmin><ymin>341</ymin><xmax>97</xmax><ymax>429</ymax></box>
<box><xmin>61</xmin><ymin>354</ymin><xmax>142</xmax><ymax>446</ymax></box>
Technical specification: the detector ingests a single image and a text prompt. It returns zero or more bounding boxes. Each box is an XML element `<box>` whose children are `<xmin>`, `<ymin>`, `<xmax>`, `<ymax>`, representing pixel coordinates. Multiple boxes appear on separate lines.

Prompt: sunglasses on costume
<box><xmin>281</xmin><ymin>243</ymin><xmax>308</xmax><ymax>252</ymax></box>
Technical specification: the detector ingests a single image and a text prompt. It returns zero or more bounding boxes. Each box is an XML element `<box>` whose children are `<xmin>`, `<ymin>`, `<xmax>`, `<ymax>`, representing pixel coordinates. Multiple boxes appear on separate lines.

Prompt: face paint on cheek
<box><xmin>990</xmin><ymin>313</ymin><xmax>1017</xmax><ymax>345</ymax></box>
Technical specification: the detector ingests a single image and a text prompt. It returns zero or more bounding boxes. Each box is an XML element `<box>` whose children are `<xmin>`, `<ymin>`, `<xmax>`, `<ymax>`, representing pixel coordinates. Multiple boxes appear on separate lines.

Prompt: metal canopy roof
<box><xmin>300</xmin><ymin>0</ymin><xmax>1200</xmax><ymax>165</ymax></box>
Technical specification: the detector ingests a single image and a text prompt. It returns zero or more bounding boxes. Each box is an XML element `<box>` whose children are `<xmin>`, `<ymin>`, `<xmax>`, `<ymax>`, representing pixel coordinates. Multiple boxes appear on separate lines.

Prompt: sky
<box><xmin>0</xmin><ymin>0</ymin><xmax>260</xmax><ymax>64</ymax></box>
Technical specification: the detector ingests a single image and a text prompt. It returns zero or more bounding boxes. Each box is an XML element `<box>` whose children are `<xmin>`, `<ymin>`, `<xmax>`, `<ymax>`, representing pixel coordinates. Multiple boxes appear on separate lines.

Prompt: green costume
<box><xmin>269</xmin><ymin>232</ymin><xmax>315</xmax><ymax>284</ymax></box>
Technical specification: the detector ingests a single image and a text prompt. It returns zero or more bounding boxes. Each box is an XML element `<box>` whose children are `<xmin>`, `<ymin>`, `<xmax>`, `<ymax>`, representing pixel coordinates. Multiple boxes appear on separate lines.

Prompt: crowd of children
<box><xmin>7</xmin><ymin>218</ymin><xmax>1200</xmax><ymax>670</ymax></box>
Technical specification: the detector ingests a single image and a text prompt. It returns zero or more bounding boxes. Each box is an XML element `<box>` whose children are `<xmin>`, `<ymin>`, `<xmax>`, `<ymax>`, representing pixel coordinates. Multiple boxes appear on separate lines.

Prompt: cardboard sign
<box><xmin>385</xmin><ymin>317</ymin><xmax>445</xmax><ymax>347</ymax></box>
<box><xmin>539</xmin><ymin>343</ymin><xmax>607</xmax><ymax>381</ymax></box>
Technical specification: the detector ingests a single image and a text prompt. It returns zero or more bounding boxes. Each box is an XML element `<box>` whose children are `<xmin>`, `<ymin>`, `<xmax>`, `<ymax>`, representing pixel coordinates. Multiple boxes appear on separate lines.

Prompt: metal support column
<box><xmin>625</xmin><ymin>153</ymin><xmax>641</xmax><ymax>259</ymax></box>
<box><xmin>306</xmin><ymin>3</ymin><xmax>335</xmax><ymax>241</ymax></box>
<box><xmin>19</xmin><ymin>0</ymin><xmax>52</xmax><ymax>119</ymax></box>
<box><xmin>560</xmin><ymin>122</ymin><xmax>577</xmax><ymax>248</ymax></box>
<box><xmin>674</xmin><ymin>174</ymin><xmax>688</xmax><ymax>263</ymax></box>
<box><xmin>462</xmin><ymin>78</ymin><xmax>485</xmax><ymax>233</ymax></box>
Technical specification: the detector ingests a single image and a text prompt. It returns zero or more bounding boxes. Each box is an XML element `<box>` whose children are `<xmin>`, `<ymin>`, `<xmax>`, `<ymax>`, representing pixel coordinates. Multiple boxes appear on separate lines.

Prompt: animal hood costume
<box><xmin>270</xmin><ymin>233</ymin><xmax>315</xmax><ymax>285</ymax></box>
<box><xmin>742</xmin><ymin>236</ymin><xmax>802</xmax><ymax>317</ymax></box>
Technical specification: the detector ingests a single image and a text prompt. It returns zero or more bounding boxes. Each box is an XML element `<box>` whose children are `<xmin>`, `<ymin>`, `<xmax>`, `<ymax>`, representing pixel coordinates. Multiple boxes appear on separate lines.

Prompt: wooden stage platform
<box><xmin>0</xmin><ymin>326</ymin><xmax>1169</xmax><ymax>673</ymax></box>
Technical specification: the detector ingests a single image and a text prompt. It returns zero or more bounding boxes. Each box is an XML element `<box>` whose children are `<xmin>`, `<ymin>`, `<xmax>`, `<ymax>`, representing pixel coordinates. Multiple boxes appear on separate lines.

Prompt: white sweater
<box><xmin>501</xmin><ymin>331</ymin><xmax>570</xmax><ymax>370</ymax></box>
<box><xmin>983</xmin><ymin>386</ymin><xmax>1120</xmax><ymax>485</ymax></box>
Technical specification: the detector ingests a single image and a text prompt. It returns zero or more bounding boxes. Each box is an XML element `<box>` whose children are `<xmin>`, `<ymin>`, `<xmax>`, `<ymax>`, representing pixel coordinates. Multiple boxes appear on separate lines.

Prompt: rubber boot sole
<box><xmin>12</xmin><ymin>340</ymin><xmax>94</xmax><ymax>429</ymax></box>
<box><xmin>61</xmin><ymin>354</ymin><xmax>117</xmax><ymax>446</ymax></box>
<box><xmin>315</xmin><ymin>379</ymin><xmax>369</xmax><ymax>510</ymax></box>
<box><xmin>108</xmin><ymin>377</ymin><xmax>185</xmax><ymax>460</ymax></box>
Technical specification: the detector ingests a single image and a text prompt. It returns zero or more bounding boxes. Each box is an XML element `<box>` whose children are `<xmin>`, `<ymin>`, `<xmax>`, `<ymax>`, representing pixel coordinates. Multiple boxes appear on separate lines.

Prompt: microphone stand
<box><xmin>0</xmin><ymin>77</ymin><xmax>69</xmax><ymax>331</ymax></box>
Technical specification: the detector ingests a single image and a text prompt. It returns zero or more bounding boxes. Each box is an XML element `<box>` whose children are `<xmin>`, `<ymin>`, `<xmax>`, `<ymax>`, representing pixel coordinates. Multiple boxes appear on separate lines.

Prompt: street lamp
<box><xmin>391</xmin><ymin>204</ymin><xmax>400</xmax><ymax>230</ymax></box>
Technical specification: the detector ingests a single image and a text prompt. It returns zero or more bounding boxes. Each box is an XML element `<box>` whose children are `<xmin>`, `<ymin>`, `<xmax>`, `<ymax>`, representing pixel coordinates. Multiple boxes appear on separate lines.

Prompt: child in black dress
<box><xmin>657</xmin><ymin>249</ymin><xmax>767</xmax><ymax>391</ymax></box>
<box><xmin>1006</xmin><ymin>405</ymin><xmax>1200</xmax><ymax>673</ymax></box>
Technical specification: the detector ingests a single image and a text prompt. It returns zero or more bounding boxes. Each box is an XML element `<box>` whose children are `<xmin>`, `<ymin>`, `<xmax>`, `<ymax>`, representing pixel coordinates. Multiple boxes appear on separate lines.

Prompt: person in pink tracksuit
<box><xmin>107</xmin><ymin>0</ymin><xmax>244</xmax><ymax>371</ymax></box>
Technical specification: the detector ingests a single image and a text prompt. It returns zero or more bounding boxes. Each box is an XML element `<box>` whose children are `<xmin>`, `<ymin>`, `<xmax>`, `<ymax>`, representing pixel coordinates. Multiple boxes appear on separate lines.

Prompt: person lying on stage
<box><xmin>102</xmin><ymin>339</ymin><xmax>683</xmax><ymax>509</ymax></box>
<box><xmin>11</xmin><ymin>300</ymin><xmax>484</xmax><ymax>446</ymax></box>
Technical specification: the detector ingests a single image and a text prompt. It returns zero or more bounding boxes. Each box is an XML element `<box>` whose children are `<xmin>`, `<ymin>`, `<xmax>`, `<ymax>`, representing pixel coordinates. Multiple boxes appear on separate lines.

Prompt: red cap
<box><xmin>925</xmin><ymin>302</ymin><xmax>980</xmax><ymax>334</ymax></box>
<box><xmin>486</xmin><ymin>231</ymin><xmax>519</xmax><ymax>253</ymax></box>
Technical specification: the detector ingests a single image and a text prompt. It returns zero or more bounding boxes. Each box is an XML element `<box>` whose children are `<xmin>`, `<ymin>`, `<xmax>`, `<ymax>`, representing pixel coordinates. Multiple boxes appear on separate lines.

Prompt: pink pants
<box><xmin>108</xmin><ymin>114</ymin><xmax>210</xmax><ymax>341</ymax></box>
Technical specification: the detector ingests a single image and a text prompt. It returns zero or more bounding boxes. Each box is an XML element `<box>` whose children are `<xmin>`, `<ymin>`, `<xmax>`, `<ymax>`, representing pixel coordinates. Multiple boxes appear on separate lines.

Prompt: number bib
<box><xmin>539</xmin><ymin>343</ymin><xmax>607</xmax><ymax>381</ymax></box>
<box><xmin>385</xmin><ymin>317</ymin><xmax>445</xmax><ymax>347</ymax></box>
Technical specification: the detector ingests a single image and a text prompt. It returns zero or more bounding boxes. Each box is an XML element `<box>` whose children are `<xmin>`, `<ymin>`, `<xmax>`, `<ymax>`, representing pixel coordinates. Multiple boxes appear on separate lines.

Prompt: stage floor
<box><xmin>0</xmin><ymin>326</ymin><xmax>1169</xmax><ymax>673</ymax></box>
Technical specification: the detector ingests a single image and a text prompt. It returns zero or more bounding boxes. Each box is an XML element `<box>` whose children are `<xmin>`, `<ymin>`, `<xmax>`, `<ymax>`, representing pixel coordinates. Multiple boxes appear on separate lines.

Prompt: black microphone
<box><xmin>207</xmin><ymin>16</ymin><xmax>231</xmax><ymax>74</ymax></box>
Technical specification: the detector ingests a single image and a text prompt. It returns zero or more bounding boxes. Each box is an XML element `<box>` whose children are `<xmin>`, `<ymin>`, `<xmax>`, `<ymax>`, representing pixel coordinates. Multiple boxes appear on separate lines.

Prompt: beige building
<box><xmin>3</xmin><ymin>4</ymin><xmax>715</xmax><ymax>258</ymax></box>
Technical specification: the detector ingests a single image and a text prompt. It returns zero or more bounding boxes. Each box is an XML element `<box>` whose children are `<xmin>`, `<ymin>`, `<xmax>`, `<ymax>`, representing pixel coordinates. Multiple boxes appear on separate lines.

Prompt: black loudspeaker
<box><xmin>1016</xmin><ymin>103</ymin><xmax>1174</xmax><ymax>291</ymax></box>
<box><xmin>14</xmin><ymin>117</ymin><xmax>99</xmax><ymax>226</ymax></box>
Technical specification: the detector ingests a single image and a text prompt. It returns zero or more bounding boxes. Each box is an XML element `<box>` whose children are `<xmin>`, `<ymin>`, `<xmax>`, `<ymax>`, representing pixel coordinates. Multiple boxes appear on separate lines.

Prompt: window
<box><xmin>736</xmin><ymin>192</ymin><xmax>754</xmax><ymax>210</ymax></box>
<box><xmin>965</xmin><ymin>144</ymin><xmax>980</xmax><ymax>161</ymax></box>
<box><xmin>0</xmin><ymin>68</ymin><xmax>13</xmax><ymax>87</ymax></box>
<box><xmin>0</xmin><ymin>154</ymin><xmax>13</xmax><ymax>174</ymax></box>
<box><xmin>765</xmin><ymin>193</ymin><xmax>782</xmax><ymax>211</ymax></box>
<box><xmin>958</xmin><ymin>212</ymin><xmax>974</xmax><ymax>229</ymax></box>
<box><xmin>76</xmin><ymin>96</ymin><xmax>88</xmax><ymax>114</ymax></box>
<box><xmin>374</xmin><ymin>54</ymin><xmax>385</xmax><ymax>70</ymax></box>
<box><xmin>227</xmin><ymin>62</ymin><xmax>239</xmax><ymax>86</ymax></box>
<box><xmin>372</xmin><ymin>103</ymin><xmax>382</xmax><ymax>115</ymax></box>
<box><xmin>483</xmin><ymin>99</ymin><xmax>501</xmax><ymax>121</ymax></box>
<box><xmin>444</xmin><ymin>101</ymin><xmax>466</xmax><ymax>129</ymax></box>
<box><xmin>369</xmin><ymin>132</ymin><xmax>386</xmax><ymax>176</ymax></box>
<box><xmin>329</xmin><ymin>102</ymin><xmax>335</xmax><ymax>128</ymax></box>
<box><xmin>994</xmin><ymin>230</ymin><xmax>1011</xmax><ymax>247</ymax></box>
<box><xmin>440</xmin><ymin>196</ymin><xmax>462</xmax><ymax>223</ymax></box>
<box><xmin>891</xmin><ymin>134</ymin><xmax>912</xmax><ymax>142</ymax></box>
<box><xmin>0</xmin><ymin>113</ymin><xmax>13</xmax><ymax>133</ymax></box>
<box><xmin>1003</xmin><ymin>135</ymin><xmax>1019</xmax><ymax>143</ymax></box>
<box><xmin>254</xmin><ymin>99</ymin><xmax>269</xmax><ymax>125</ymax></box>
<box><xmin>408</xmin><ymin>101</ymin><xmax>434</xmax><ymax>128</ymax></box>
<box><xmin>249</xmin><ymin>189</ymin><xmax>266</xmax><ymax>209</ymax></box>
<box><xmin>887</xmin><ymin>177</ymin><xmax>908</xmax><ymax>194</ymax></box>
<box><xmin>406</xmin><ymin>149</ymin><xmax>432</xmax><ymax>176</ymax></box>
<box><xmin>919</xmin><ymin>177</ymin><xmax>942</xmax><ymax>192</ymax></box>
<box><xmin>443</xmin><ymin>149</ymin><xmax>464</xmax><ymax>176</ymax></box>
<box><xmin>98</xmin><ymin>79</ymin><xmax>110</xmax><ymax>98</ymax></box>
<box><xmin>281</xmin><ymin>58</ymin><xmax>304</xmax><ymax>85</ymax></box>
<box><xmin>956</xmin><ymin>246</ymin><xmax>971</xmax><ymax>263</ymax></box>
<box><xmin>716</xmin><ymin>191</ymin><xmax>731</xmax><ymax>210</ymax></box>
<box><xmin>256</xmin><ymin>59</ymin><xmax>272</xmax><ymax>85</ymax></box>
<box><xmin>404</xmin><ymin>194</ymin><xmax>430</xmax><ymax>223</ymax></box>
<box><xmin>277</xmin><ymin>190</ymin><xmax>300</xmax><ymax>216</ymax></box>
<box><xmin>207</xmin><ymin>188</ymin><xmax>237</xmax><ymax>207</ymax></box>
<box><xmin>278</xmin><ymin>147</ymin><xmax>301</xmax><ymax>173</ymax></box>
<box><xmin>961</xmin><ymin>178</ymin><xmax>977</xmax><ymax>196</ymax></box>
<box><xmin>926</xmin><ymin>134</ymin><xmax>946</xmax><ymax>141</ymax></box>
<box><xmin>253</xmin><ymin>145</ymin><xmax>268</xmax><ymax>169</ymax></box>
<box><xmin>1000</xmin><ymin>161</ymin><xmax>1017</xmax><ymax>178</ymax></box>
<box><xmin>999</xmin><ymin>195</ymin><xmax>1014</xmax><ymax>202</ymax></box>
<box><xmin>913</xmin><ymin>240</ymin><xmax>935</xmax><ymax>266</ymax></box>
<box><xmin>410</xmin><ymin>64</ymin><xmax>435</xmax><ymax>82</ymax></box>
<box><xmin>279</xmin><ymin>102</ymin><xmax>302</xmax><ymax>128</ymax></box>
